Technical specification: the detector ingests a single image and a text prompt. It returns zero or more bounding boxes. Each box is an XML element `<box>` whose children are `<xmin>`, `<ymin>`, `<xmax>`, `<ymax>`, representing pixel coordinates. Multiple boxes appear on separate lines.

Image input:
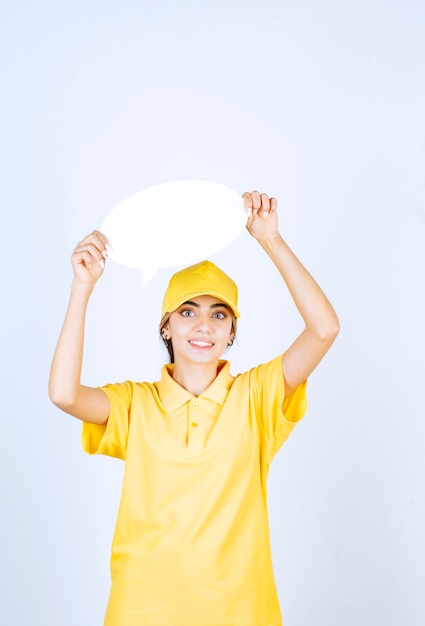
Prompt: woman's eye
<box><xmin>181</xmin><ymin>309</ymin><xmax>194</xmax><ymax>317</ymax></box>
<box><xmin>213</xmin><ymin>312</ymin><xmax>226</xmax><ymax>319</ymax></box>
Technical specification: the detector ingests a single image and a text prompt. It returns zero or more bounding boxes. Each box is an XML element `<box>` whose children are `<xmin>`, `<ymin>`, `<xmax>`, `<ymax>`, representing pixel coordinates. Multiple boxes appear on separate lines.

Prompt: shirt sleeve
<box><xmin>249</xmin><ymin>353</ymin><xmax>308</xmax><ymax>453</ymax></box>
<box><xmin>81</xmin><ymin>381</ymin><xmax>134</xmax><ymax>460</ymax></box>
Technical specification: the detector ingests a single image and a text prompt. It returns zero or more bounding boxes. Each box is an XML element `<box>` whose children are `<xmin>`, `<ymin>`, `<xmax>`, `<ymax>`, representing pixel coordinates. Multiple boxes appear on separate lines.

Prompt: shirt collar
<box><xmin>156</xmin><ymin>361</ymin><xmax>234</xmax><ymax>413</ymax></box>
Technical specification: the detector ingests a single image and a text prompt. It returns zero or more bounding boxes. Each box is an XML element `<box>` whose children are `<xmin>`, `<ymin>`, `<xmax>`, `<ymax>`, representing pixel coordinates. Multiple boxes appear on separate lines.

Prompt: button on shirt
<box><xmin>81</xmin><ymin>355</ymin><xmax>308</xmax><ymax>626</ymax></box>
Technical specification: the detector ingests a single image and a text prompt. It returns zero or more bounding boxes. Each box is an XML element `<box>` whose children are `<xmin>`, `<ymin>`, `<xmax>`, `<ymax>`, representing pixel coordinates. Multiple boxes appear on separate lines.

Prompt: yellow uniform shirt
<box><xmin>82</xmin><ymin>355</ymin><xmax>307</xmax><ymax>626</ymax></box>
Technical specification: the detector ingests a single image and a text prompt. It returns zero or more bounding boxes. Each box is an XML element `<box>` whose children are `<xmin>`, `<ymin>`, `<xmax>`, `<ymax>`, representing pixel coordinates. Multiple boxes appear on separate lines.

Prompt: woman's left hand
<box><xmin>243</xmin><ymin>190</ymin><xmax>279</xmax><ymax>240</ymax></box>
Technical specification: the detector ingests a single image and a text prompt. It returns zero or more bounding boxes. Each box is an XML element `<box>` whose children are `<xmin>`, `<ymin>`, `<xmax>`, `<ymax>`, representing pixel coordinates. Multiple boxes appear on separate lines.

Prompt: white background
<box><xmin>1</xmin><ymin>1</ymin><xmax>424</xmax><ymax>625</ymax></box>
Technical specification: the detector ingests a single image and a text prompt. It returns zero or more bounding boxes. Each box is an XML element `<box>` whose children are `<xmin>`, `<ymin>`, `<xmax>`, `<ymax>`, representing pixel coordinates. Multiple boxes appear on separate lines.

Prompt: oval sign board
<box><xmin>101</xmin><ymin>179</ymin><xmax>246</xmax><ymax>286</ymax></box>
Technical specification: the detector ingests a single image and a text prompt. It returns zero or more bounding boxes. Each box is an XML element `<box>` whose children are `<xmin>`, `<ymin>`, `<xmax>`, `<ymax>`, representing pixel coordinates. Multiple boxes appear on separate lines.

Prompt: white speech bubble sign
<box><xmin>101</xmin><ymin>180</ymin><xmax>247</xmax><ymax>286</ymax></box>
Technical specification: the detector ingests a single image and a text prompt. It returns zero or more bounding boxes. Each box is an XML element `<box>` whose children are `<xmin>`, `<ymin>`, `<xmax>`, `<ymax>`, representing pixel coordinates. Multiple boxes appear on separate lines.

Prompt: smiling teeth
<box><xmin>191</xmin><ymin>341</ymin><xmax>213</xmax><ymax>347</ymax></box>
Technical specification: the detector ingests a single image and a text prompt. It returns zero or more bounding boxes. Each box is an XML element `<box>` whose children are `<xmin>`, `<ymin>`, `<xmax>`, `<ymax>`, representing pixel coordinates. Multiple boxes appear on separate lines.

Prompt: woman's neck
<box><xmin>171</xmin><ymin>360</ymin><xmax>219</xmax><ymax>396</ymax></box>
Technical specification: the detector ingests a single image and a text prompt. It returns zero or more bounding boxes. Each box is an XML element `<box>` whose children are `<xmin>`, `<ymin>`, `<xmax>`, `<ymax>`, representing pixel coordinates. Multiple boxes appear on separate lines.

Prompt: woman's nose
<box><xmin>194</xmin><ymin>314</ymin><xmax>212</xmax><ymax>332</ymax></box>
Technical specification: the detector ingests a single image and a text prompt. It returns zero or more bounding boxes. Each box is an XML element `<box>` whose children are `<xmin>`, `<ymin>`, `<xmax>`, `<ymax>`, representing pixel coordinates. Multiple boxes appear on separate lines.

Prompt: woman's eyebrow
<box><xmin>182</xmin><ymin>300</ymin><xmax>200</xmax><ymax>307</ymax></box>
<box><xmin>183</xmin><ymin>300</ymin><xmax>231</xmax><ymax>311</ymax></box>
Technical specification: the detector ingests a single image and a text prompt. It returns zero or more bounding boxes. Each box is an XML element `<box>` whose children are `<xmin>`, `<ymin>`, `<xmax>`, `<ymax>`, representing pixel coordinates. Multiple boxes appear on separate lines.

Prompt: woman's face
<box><xmin>163</xmin><ymin>295</ymin><xmax>235</xmax><ymax>366</ymax></box>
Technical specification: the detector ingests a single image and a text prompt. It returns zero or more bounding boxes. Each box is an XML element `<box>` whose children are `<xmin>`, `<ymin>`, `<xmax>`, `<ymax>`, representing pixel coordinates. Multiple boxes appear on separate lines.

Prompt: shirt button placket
<box><xmin>191</xmin><ymin>401</ymin><xmax>199</xmax><ymax>428</ymax></box>
<box><xmin>187</xmin><ymin>400</ymin><xmax>200</xmax><ymax>450</ymax></box>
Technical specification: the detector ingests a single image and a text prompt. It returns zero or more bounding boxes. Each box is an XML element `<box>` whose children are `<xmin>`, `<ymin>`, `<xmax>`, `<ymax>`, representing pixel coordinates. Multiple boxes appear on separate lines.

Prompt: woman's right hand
<box><xmin>50</xmin><ymin>228</ymin><xmax>112</xmax><ymax>424</ymax></box>
<box><xmin>71</xmin><ymin>230</ymin><xmax>110</xmax><ymax>287</ymax></box>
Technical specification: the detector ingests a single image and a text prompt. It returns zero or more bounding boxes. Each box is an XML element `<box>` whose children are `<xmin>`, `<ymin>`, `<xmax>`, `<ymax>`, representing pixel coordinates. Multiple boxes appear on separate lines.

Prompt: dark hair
<box><xmin>160</xmin><ymin>318</ymin><xmax>237</xmax><ymax>364</ymax></box>
<box><xmin>162</xmin><ymin>337</ymin><xmax>175</xmax><ymax>364</ymax></box>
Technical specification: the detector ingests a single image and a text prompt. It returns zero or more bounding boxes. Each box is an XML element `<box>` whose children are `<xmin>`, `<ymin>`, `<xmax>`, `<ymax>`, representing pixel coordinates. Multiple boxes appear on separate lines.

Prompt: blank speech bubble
<box><xmin>101</xmin><ymin>180</ymin><xmax>247</xmax><ymax>286</ymax></box>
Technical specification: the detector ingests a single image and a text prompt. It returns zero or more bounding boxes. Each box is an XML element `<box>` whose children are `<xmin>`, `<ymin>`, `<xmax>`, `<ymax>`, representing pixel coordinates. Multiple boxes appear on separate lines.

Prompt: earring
<box><xmin>227</xmin><ymin>338</ymin><xmax>234</xmax><ymax>347</ymax></box>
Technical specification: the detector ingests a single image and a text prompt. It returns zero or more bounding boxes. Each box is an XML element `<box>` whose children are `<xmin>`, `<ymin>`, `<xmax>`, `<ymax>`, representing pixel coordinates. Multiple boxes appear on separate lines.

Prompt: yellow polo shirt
<box><xmin>82</xmin><ymin>355</ymin><xmax>307</xmax><ymax>626</ymax></box>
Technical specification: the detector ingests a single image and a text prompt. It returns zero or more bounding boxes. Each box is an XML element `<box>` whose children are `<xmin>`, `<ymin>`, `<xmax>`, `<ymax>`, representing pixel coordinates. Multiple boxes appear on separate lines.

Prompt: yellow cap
<box><xmin>161</xmin><ymin>260</ymin><xmax>240</xmax><ymax>321</ymax></box>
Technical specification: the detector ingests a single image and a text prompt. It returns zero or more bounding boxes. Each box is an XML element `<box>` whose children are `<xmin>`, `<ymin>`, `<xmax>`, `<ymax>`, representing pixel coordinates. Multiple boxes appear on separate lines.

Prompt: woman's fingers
<box><xmin>74</xmin><ymin>242</ymin><xmax>104</xmax><ymax>265</ymax></box>
<box><xmin>74</xmin><ymin>250</ymin><xmax>100</xmax><ymax>269</ymax></box>
<box><xmin>242</xmin><ymin>191</ymin><xmax>253</xmax><ymax>217</ymax></box>
<box><xmin>72</xmin><ymin>231</ymin><xmax>110</xmax><ymax>274</ymax></box>
<box><xmin>243</xmin><ymin>191</ymin><xmax>279</xmax><ymax>240</ymax></box>
<box><xmin>77</xmin><ymin>231</ymin><xmax>109</xmax><ymax>254</ymax></box>
<box><xmin>243</xmin><ymin>191</ymin><xmax>277</xmax><ymax>217</ymax></box>
<box><xmin>260</xmin><ymin>193</ymin><xmax>270</xmax><ymax>213</ymax></box>
<box><xmin>251</xmin><ymin>190</ymin><xmax>262</xmax><ymax>216</ymax></box>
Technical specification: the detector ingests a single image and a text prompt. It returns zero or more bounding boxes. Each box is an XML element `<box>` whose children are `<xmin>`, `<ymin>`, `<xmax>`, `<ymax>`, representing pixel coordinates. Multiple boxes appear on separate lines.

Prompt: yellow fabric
<box><xmin>161</xmin><ymin>260</ymin><xmax>241</xmax><ymax>319</ymax></box>
<box><xmin>82</xmin><ymin>355</ymin><xmax>307</xmax><ymax>626</ymax></box>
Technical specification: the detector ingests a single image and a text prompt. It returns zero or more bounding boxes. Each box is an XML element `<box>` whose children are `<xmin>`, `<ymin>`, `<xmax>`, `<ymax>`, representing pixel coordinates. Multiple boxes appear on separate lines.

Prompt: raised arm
<box><xmin>243</xmin><ymin>191</ymin><xmax>340</xmax><ymax>397</ymax></box>
<box><xmin>48</xmin><ymin>231</ymin><xmax>111</xmax><ymax>424</ymax></box>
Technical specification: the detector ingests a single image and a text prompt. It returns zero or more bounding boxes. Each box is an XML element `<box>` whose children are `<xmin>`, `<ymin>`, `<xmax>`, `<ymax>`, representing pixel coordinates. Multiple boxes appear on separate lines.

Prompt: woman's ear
<box><xmin>161</xmin><ymin>322</ymin><xmax>171</xmax><ymax>341</ymax></box>
<box><xmin>229</xmin><ymin>319</ymin><xmax>236</xmax><ymax>344</ymax></box>
<box><xmin>227</xmin><ymin>329</ymin><xmax>235</xmax><ymax>347</ymax></box>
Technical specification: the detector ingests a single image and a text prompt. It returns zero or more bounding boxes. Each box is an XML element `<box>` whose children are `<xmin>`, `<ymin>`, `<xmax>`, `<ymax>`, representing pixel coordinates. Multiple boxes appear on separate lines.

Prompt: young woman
<box><xmin>49</xmin><ymin>190</ymin><xmax>339</xmax><ymax>626</ymax></box>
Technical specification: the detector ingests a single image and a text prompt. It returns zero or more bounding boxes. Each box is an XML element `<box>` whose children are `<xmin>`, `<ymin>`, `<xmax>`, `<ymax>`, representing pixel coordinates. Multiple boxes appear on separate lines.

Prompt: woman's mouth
<box><xmin>189</xmin><ymin>340</ymin><xmax>214</xmax><ymax>349</ymax></box>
